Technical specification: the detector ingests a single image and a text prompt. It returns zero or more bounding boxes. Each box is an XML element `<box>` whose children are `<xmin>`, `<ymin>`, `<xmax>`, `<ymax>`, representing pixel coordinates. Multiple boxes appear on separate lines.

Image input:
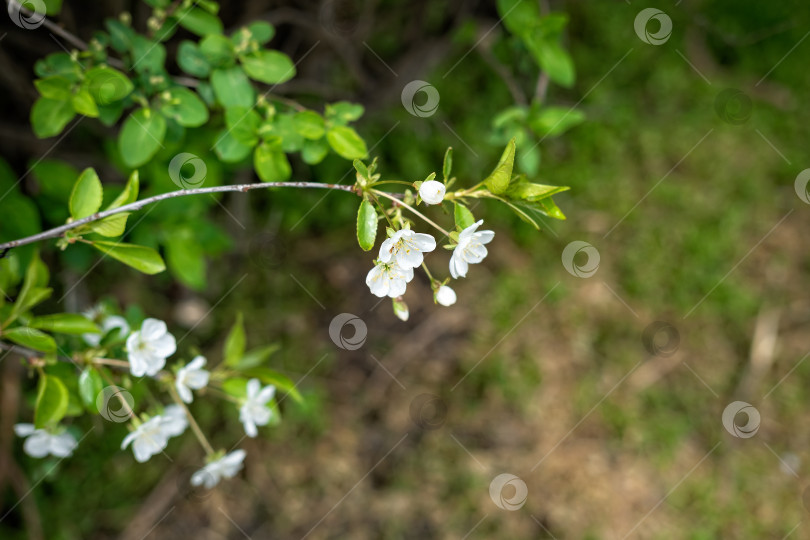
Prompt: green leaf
<box><xmin>199</xmin><ymin>34</ymin><xmax>234</xmax><ymax>66</ymax></box>
<box><xmin>254</xmin><ymin>142</ymin><xmax>291</xmax><ymax>182</ymax></box>
<box><xmin>301</xmin><ymin>139</ymin><xmax>329</xmax><ymax>165</ymax></box>
<box><xmin>484</xmin><ymin>137</ymin><xmax>516</xmax><ymax>195</ymax></box>
<box><xmin>34</xmin><ymin>374</ymin><xmax>69</xmax><ymax>428</ymax></box>
<box><xmin>83</xmin><ymin>66</ymin><xmax>134</xmax><ymax>105</ymax></box>
<box><xmin>528</xmin><ymin>106</ymin><xmax>585</xmax><ymax>138</ymax></box>
<box><xmin>327</xmin><ymin>126</ymin><xmax>368</xmax><ymax>160</ymax></box>
<box><xmin>527</xmin><ymin>38</ymin><xmax>574</xmax><ymax>88</ymax></box>
<box><xmin>443</xmin><ymin>147</ymin><xmax>453</xmax><ymax>181</ymax></box>
<box><xmin>505</xmin><ymin>180</ymin><xmax>569</xmax><ymax>201</ymax></box>
<box><xmin>97</xmin><ymin>102</ymin><xmax>124</xmax><ymax>127</ymax></box>
<box><xmin>34</xmin><ymin>76</ymin><xmax>72</xmax><ymax>100</ymax></box>
<box><xmin>325</xmin><ymin>101</ymin><xmax>364</xmax><ymax>124</ymax></box>
<box><xmin>78</xmin><ymin>368</ymin><xmax>104</xmax><ymax>410</ymax></box>
<box><xmin>211</xmin><ymin>66</ymin><xmax>255</xmax><ymax>108</ymax></box>
<box><xmin>106</xmin><ymin>170</ymin><xmax>139</xmax><ymax>211</ymax></box>
<box><xmin>454</xmin><ymin>203</ymin><xmax>475</xmax><ymax>230</ymax></box>
<box><xmin>239</xmin><ymin>50</ymin><xmax>295</xmax><ymax>84</ymax></box>
<box><xmin>521</xmin><ymin>197</ymin><xmax>566</xmax><ymax>220</ymax></box>
<box><xmin>353</xmin><ymin>159</ymin><xmax>370</xmax><ymax>180</ymax></box>
<box><xmin>160</xmin><ymin>87</ymin><xmax>209</xmax><ymax>127</ymax></box>
<box><xmin>222</xmin><ymin>377</ymin><xmax>248</xmax><ymax>399</ymax></box>
<box><xmin>245</xmin><ymin>21</ymin><xmax>275</xmax><ymax>44</ymax></box>
<box><xmin>230</xmin><ymin>344</ymin><xmax>281</xmax><ymax>370</ymax></box>
<box><xmin>4</xmin><ymin>327</ymin><xmax>57</xmax><ymax>353</ymax></box>
<box><xmin>240</xmin><ymin>367</ymin><xmax>303</xmax><ymax>404</ymax></box>
<box><xmin>292</xmin><ymin>111</ymin><xmax>325</xmax><ymax>140</ymax></box>
<box><xmin>214</xmin><ymin>129</ymin><xmax>253</xmax><ymax>162</ymax></box>
<box><xmin>130</xmin><ymin>35</ymin><xmax>166</xmax><ymax>73</ymax></box>
<box><xmin>225</xmin><ymin>106</ymin><xmax>261</xmax><ymax>145</ymax></box>
<box><xmin>260</xmin><ymin>114</ymin><xmax>303</xmax><ymax>153</ymax></box>
<box><xmin>69</xmin><ymin>168</ymin><xmax>103</xmax><ymax>219</ymax></box>
<box><xmin>92</xmin><ymin>241</ymin><xmax>166</xmax><ymax>274</ymax></box>
<box><xmin>223</xmin><ymin>313</ymin><xmax>245</xmax><ymax>367</ymax></box>
<box><xmin>177</xmin><ymin>41</ymin><xmax>211</xmax><ymax>77</ymax></box>
<box><xmin>89</xmin><ymin>213</ymin><xmax>129</xmax><ymax>237</ymax></box>
<box><xmin>30</xmin><ymin>313</ymin><xmax>99</xmax><ymax>334</ymax></box>
<box><xmin>118</xmin><ymin>108</ymin><xmax>167</xmax><ymax>168</ymax></box>
<box><xmin>71</xmin><ymin>89</ymin><xmax>98</xmax><ymax>117</ymax></box>
<box><xmin>165</xmin><ymin>230</ymin><xmax>205</xmax><ymax>290</ymax></box>
<box><xmin>30</xmin><ymin>97</ymin><xmax>75</xmax><ymax>138</ymax></box>
<box><xmin>356</xmin><ymin>199</ymin><xmax>378</xmax><ymax>251</ymax></box>
<box><xmin>176</xmin><ymin>6</ymin><xmax>223</xmax><ymax>36</ymax></box>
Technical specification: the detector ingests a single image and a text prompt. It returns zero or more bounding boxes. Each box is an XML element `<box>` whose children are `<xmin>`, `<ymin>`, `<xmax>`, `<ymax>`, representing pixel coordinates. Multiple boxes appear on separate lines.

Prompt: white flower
<box><xmin>160</xmin><ymin>405</ymin><xmax>188</xmax><ymax>438</ymax></box>
<box><xmin>435</xmin><ymin>285</ymin><xmax>457</xmax><ymax>306</ymax></box>
<box><xmin>419</xmin><ymin>180</ymin><xmax>446</xmax><ymax>205</ymax></box>
<box><xmin>239</xmin><ymin>378</ymin><xmax>276</xmax><ymax>438</ymax></box>
<box><xmin>121</xmin><ymin>416</ymin><xmax>170</xmax><ymax>463</ymax></box>
<box><xmin>449</xmin><ymin>220</ymin><xmax>495</xmax><ymax>279</ymax></box>
<box><xmin>191</xmin><ymin>449</ymin><xmax>246</xmax><ymax>489</ymax></box>
<box><xmin>83</xmin><ymin>314</ymin><xmax>130</xmax><ymax>346</ymax></box>
<box><xmin>14</xmin><ymin>424</ymin><xmax>77</xmax><ymax>458</ymax></box>
<box><xmin>379</xmin><ymin>229</ymin><xmax>437</xmax><ymax>269</ymax></box>
<box><xmin>126</xmin><ymin>318</ymin><xmax>176</xmax><ymax>377</ymax></box>
<box><xmin>366</xmin><ymin>261</ymin><xmax>414</xmax><ymax>298</ymax></box>
<box><xmin>175</xmin><ymin>356</ymin><xmax>210</xmax><ymax>403</ymax></box>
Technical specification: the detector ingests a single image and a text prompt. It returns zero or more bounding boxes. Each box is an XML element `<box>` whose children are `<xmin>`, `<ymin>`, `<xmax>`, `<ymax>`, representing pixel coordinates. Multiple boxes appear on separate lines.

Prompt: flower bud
<box><xmin>392</xmin><ymin>297</ymin><xmax>409</xmax><ymax>321</ymax></box>
<box><xmin>435</xmin><ymin>285</ymin><xmax>457</xmax><ymax>306</ymax></box>
<box><xmin>419</xmin><ymin>180</ymin><xmax>446</xmax><ymax>205</ymax></box>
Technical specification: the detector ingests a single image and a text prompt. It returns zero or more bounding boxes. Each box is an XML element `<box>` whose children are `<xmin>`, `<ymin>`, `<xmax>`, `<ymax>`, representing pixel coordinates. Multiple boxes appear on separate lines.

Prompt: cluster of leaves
<box><xmin>489</xmin><ymin>0</ymin><xmax>585</xmax><ymax>176</ymax></box>
<box><xmin>30</xmin><ymin>0</ymin><xmax>368</xmax><ymax>176</ymax></box>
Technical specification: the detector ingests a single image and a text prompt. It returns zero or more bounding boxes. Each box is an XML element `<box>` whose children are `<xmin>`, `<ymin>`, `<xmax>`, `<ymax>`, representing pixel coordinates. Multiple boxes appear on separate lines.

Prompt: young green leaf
<box><xmin>245</xmin><ymin>21</ymin><xmax>275</xmax><ymax>44</ymax></box>
<box><xmin>528</xmin><ymin>106</ymin><xmax>585</xmax><ymax>138</ymax></box>
<box><xmin>106</xmin><ymin>170</ymin><xmax>139</xmax><ymax>211</ymax></box>
<box><xmin>30</xmin><ymin>313</ymin><xmax>99</xmax><ymax>334</ymax></box>
<box><xmin>199</xmin><ymin>34</ymin><xmax>235</xmax><ymax>66</ymax></box>
<box><xmin>177</xmin><ymin>41</ymin><xmax>212</xmax><ymax>77</ymax></box>
<box><xmin>4</xmin><ymin>327</ymin><xmax>57</xmax><ymax>352</ymax></box>
<box><xmin>301</xmin><ymin>139</ymin><xmax>329</xmax><ymax>165</ymax></box>
<box><xmin>214</xmin><ymin>129</ymin><xmax>254</xmax><ymax>162</ymax></box>
<box><xmin>239</xmin><ymin>50</ymin><xmax>296</xmax><ymax>84</ymax></box>
<box><xmin>223</xmin><ymin>313</ymin><xmax>246</xmax><ymax>367</ymax></box>
<box><xmin>78</xmin><ymin>368</ymin><xmax>104</xmax><ymax>410</ymax></box>
<box><xmin>292</xmin><ymin>111</ymin><xmax>325</xmax><ymax>140</ymax></box>
<box><xmin>165</xmin><ymin>231</ymin><xmax>205</xmax><ymax>290</ymax></box>
<box><xmin>83</xmin><ymin>66</ymin><xmax>134</xmax><ymax>105</ymax></box>
<box><xmin>454</xmin><ymin>203</ymin><xmax>475</xmax><ymax>230</ymax></box>
<box><xmin>225</xmin><ymin>106</ymin><xmax>262</xmax><ymax>145</ymax></box>
<box><xmin>222</xmin><ymin>377</ymin><xmax>248</xmax><ymax>399</ymax></box>
<box><xmin>443</xmin><ymin>147</ymin><xmax>453</xmax><ymax>181</ymax></box>
<box><xmin>89</xmin><ymin>213</ymin><xmax>129</xmax><ymax>237</ymax></box>
<box><xmin>484</xmin><ymin>137</ymin><xmax>516</xmax><ymax>195</ymax></box>
<box><xmin>325</xmin><ymin>101</ymin><xmax>364</xmax><ymax>124</ymax></box>
<box><xmin>254</xmin><ymin>142</ymin><xmax>291</xmax><ymax>182</ymax></box>
<box><xmin>71</xmin><ymin>89</ymin><xmax>99</xmax><ymax>117</ymax></box>
<box><xmin>176</xmin><ymin>6</ymin><xmax>223</xmax><ymax>36</ymax></box>
<box><xmin>230</xmin><ymin>344</ymin><xmax>281</xmax><ymax>370</ymax></box>
<box><xmin>523</xmin><ymin>197</ymin><xmax>566</xmax><ymax>220</ymax></box>
<box><xmin>130</xmin><ymin>35</ymin><xmax>166</xmax><ymax>73</ymax></box>
<box><xmin>30</xmin><ymin>97</ymin><xmax>76</xmax><ymax>138</ymax></box>
<box><xmin>69</xmin><ymin>168</ymin><xmax>103</xmax><ymax>219</ymax></box>
<box><xmin>356</xmin><ymin>199</ymin><xmax>378</xmax><ymax>251</ymax></box>
<box><xmin>92</xmin><ymin>241</ymin><xmax>166</xmax><ymax>274</ymax></box>
<box><xmin>118</xmin><ymin>108</ymin><xmax>167</xmax><ymax>168</ymax></box>
<box><xmin>160</xmin><ymin>87</ymin><xmax>209</xmax><ymax>127</ymax></box>
<box><xmin>34</xmin><ymin>76</ymin><xmax>72</xmax><ymax>100</ymax></box>
<box><xmin>504</xmin><ymin>180</ymin><xmax>570</xmax><ymax>201</ymax></box>
<box><xmin>211</xmin><ymin>66</ymin><xmax>255</xmax><ymax>108</ymax></box>
<box><xmin>327</xmin><ymin>126</ymin><xmax>368</xmax><ymax>160</ymax></box>
<box><xmin>34</xmin><ymin>374</ymin><xmax>69</xmax><ymax>428</ymax></box>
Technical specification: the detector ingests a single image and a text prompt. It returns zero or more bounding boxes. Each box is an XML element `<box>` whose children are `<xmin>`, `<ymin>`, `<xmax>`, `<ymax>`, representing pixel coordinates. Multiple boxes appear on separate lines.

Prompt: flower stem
<box><xmin>96</xmin><ymin>368</ymin><xmax>139</xmax><ymax>426</ymax></box>
<box><xmin>167</xmin><ymin>384</ymin><xmax>215</xmax><ymax>456</ymax></box>
<box><xmin>371</xmin><ymin>189</ymin><xmax>451</xmax><ymax>236</ymax></box>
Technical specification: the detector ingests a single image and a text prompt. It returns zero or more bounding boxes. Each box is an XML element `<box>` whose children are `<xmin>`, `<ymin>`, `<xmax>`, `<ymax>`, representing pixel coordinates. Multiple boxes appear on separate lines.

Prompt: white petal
<box><xmin>49</xmin><ymin>433</ymin><xmax>77</xmax><ymax>457</ymax></box>
<box><xmin>127</xmin><ymin>352</ymin><xmax>148</xmax><ymax>377</ymax></box>
<box><xmin>246</xmin><ymin>378</ymin><xmax>261</xmax><ymax>398</ymax></box>
<box><xmin>191</xmin><ymin>468</ymin><xmax>217</xmax><ymax>488</ymax></box>
<box><xmin>387</xmin><ymin>277</ymin><xmax>407</xmax><ymax>298</ymax></box>
<box><xmin>103</xmin><ymin>315</ymin><xmax>130</xmax><ymax>337</ymax></box>
<box><xmin>243</xmin><ymin>418</ymin><xmax>257</xmax><ymax>438</ymax></box>
<box><xmin>449</xmin><ymin>252</ymin><xmax>468</xmax><ymax>279</ymax></box>
<box><xmin>24</xmin><ymin>433</ymin><xmax>51</xmax><ymax>458</ymax></box>
<box><xmin>411</xmin><ymin>232</ymin><xmax>437</xmax><ymax>251</ymax></box>
<box><xmin>150</xmin><ymin>333</ymin><xmax>177</xmax><ymax>358</ymax></box>
<box><xmin>188</xmin><ymin>356</ymin><xmax>206</xmax><ymax>370</ymax></box>
<box><xmin>185</xmin><ymin>370</ymin><xmax>209</xmax><ymax>390</ymax></box>
<box><xmin>140</xmin><ymin>318</ymin><xmax>167</xmax><ymax>341</ymax></box>
<box><xmin>366</xmin><ymin>265</ymin><xmax>389</xmax><ymax>298</ymax></box>
<box><xmin>474</xmin><ymin>230</ymin><xmax>495</xmax><ymax>244</ymax></box>
<box><xmin>121</xmin><ymin>429</ymin><xmax>139</xmax><ymax>450</ymax></box>
<box><xmin>177</xmin><ymin>381</ymin><xmax>193</xmax><ymax>403</ymax></box>
<box><xmin>257</xmin><ymin>385</ymin><xmax>276</xmax><ymax>404</ymax></box>
<box><xmin>378</xmin><ymin>237</ymin><xmax>396</xmax><ymax>263</ymax></box>
<box><xmin>459</xmin><ymin>219</ymin><xmax>483</xmax><ymax>240</ymax></box>
<box><xmin>14</xmin><ymin>423</ymin><xmax>36</xmax><ymax>437</ymax></box>
<box><xmin>435</xmin><ymin>285</ymin><xmax>457</xmax><ymax>306</ymax></box>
